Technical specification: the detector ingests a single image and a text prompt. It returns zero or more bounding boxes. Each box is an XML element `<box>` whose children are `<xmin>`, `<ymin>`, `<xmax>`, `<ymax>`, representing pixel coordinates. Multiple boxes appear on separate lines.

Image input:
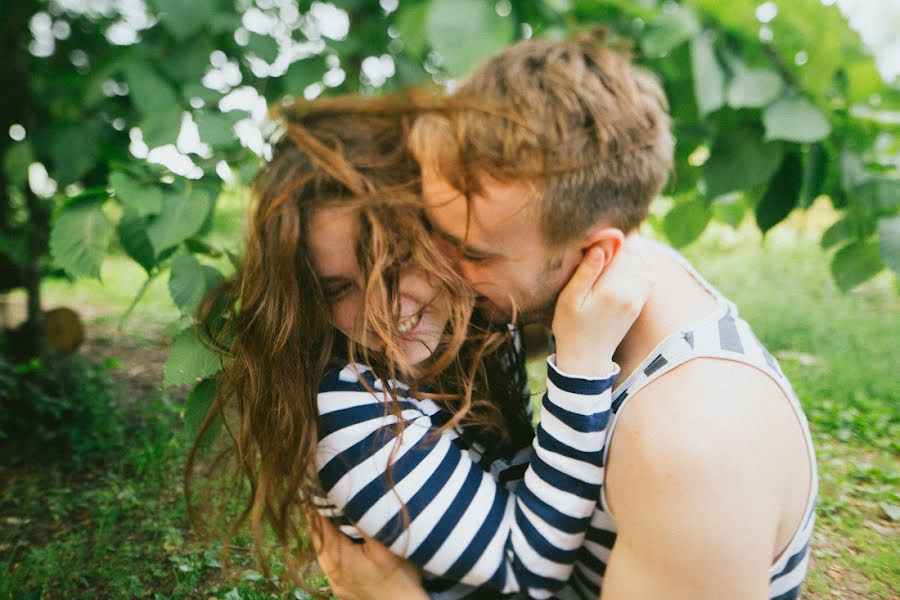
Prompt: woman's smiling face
<box><xmin>307</xmin><ymin>204</ymin><xmax>451</xmax><ymax>367</ymax></box>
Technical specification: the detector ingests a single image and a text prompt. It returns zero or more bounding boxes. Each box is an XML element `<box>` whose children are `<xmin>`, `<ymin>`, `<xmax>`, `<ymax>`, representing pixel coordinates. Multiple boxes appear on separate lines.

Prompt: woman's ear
<box><xmin>580</xmin><ymin>227</ymin><xmax>625</xmax><ymax>268</ymax></box>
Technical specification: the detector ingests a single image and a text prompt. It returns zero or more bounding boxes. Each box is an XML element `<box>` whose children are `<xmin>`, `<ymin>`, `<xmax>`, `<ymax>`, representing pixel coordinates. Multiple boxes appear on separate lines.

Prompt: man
<box><xmin>315</xmin><ymin>32</ymin><xmax>816</xmax><ymax>600</ymax></box>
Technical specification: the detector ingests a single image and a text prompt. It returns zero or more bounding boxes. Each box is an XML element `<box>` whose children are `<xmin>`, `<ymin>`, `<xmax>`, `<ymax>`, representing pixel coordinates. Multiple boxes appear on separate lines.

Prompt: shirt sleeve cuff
<box><xmin>546</xmin><ymin>353</ymin><xmax>619</xmax><ymax>395</ymax></box>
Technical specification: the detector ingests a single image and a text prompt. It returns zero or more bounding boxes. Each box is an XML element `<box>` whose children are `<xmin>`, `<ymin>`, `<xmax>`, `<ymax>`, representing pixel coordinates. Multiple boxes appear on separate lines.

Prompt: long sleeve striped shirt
<box><xmin>314</xmin><ymin>356</ymin><xmax>618</xmax><ymax>599</ymax></box>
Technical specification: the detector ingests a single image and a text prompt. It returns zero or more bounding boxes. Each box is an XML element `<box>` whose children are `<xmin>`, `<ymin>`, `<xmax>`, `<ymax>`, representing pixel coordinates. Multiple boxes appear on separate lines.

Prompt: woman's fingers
<box><xmin>560</xmin><ymin>246</ymin><xmax>606</xmax><ymax>308</ymax></box>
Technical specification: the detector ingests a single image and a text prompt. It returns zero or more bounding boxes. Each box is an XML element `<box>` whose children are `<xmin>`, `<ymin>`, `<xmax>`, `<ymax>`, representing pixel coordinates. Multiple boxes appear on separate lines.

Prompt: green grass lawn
<box><xmin>1</xmin><ymin>200</ymin><xmax>897</xmax><ymax>599</ymax></box>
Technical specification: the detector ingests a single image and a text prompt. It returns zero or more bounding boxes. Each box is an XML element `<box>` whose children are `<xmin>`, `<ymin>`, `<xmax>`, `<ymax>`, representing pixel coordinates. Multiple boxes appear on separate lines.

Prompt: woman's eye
<box><xmin>325</xmin><ymin>282</ymin><xmax>352</xmax><ymax>300</ymax></box>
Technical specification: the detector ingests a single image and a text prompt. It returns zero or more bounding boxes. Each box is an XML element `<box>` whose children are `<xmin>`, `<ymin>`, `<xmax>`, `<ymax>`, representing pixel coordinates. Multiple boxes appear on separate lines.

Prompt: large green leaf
<box><xmin>426</xmin><ymin>0</ymin><xmax>515</xmax><ymax>77</ymax></box>
<box><xmin>756</xmin><ymin>152</ymin><xmax>803</xmax><ymax>233</ymax></box>
<box><xmin>184</xmin><ymin>378</ymin><xmax>221</xmax><ymax>448</ymax></box>
<box><xmin>763</xmin><ymin>97</ymin><xmax>831</xmax><ymax>143</ymax></box>
<box><xmin>640</xmin><ymin>8</ymin><xmax>699</xmax><ymax>58</ymax></box>
<box><xmin>845</xmin><ymin>60</ymin><xmax>884</xmax><ymax>104</ymax></box>
<box><xmin>151</xmin><ymin>0</ymin><xmax>217</xmax><ymax>41</ymax></box>
<box><xmin>877</xmin><ymin>215</ymin><xmax>900</xmax><ymax>276</ymax></box>
<box><xmin>856</xmin><ymin>177</ymin><xmax>900</xmax><ymax>216</ymax></box>
<box><xmin>831</xmin><ymin>241</ymin><xmax>884</xmax><ymax>292</ymax></box>
<box><xmin>3</xmin><ymin>140</ymin><xmax>33</xmax><ymax>187</ymax></box>
<box><xmin>146</xmin><ymin>190</ymin><xmax>213</xmax><ymax>257</ymax></box>
<box><xmin>247</xmin><ymin>33</ymin><xmax>279</xmax><ymax>63</ymax></box>
<box><xmin>281</xmin><ymin>56</ymin><xmax>327</xmax><ymax>95</ymax></box>
<box><xmin>799</xmin><ymin>143</ymin><xmax>827</xmax><ymax>208</ymax></box>
<box><xmin>169</xmin><ymin>254</ymin><xmax>224</xmax><ymax>316</ymax></box>
<box><xmin>726</xmin><ymin>67</ymin><xmax>783</xmax><ymax>108</ymax></box>
<box><xmin>117</xmin><ymin>210</ymin><xmax>157</xmax><ymax>273</ymax></box>
<box><xmin>109</xmin><ymin>171</ymin><xmax>164</xmax><ymax>217</ymax></box>
<box><xmin>51</xmin><ymin>124</ymin><xmax>99</xmax><ymax>185</ymax></box>
<box><xmin>126</xmin><ymin>60</ymin><xmax>181</xmax><ymax>118</ymax></box>
<box><xmin>194</xmin><ymin>112</ymin><xmax>238</xmax><ymax>149</ymax></box>
<box><xmin>395</xmin><ymin>2</ymin><xmax>430</xmax><ymax>57</ymax></box>
<box><xmin>663</xmin><ymin>198</ymin><xmax>712</xmax><ymax>247</ymax></box>
<box><xmin>690</xmin><ymin>34</ymin><xmax>725</xmax><ymax>117</ymax></box>
<box><xmin>164</xmin><ymin>327</ymin><xmax>221</xmax><ymax>386</ymax></box>
<box><xmin>49</xmin><ymin>201</ymin><xmax>113</xmax><ymax>279</ymax></box>
<box><xmin>126</xmin><ymin>60</ymin><xmax>182</xmax><ymax>146</ymax></box>
<box><xmin>703</xmin><ymin>124</ymin><xmax>784</xmax><ymax>198</ymax></box>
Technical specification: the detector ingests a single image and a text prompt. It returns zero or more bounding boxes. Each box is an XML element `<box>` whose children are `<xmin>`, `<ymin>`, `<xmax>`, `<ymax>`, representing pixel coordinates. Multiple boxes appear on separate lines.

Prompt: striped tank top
<box><xmin>554</xmin><ymin>245</ymin><xmax>818</xmax><ymax>600</ymax></box>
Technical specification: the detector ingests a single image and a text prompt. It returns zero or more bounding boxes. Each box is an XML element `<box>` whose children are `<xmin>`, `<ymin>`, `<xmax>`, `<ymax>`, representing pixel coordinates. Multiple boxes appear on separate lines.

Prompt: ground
<box><xmin>0</xmin><ymin>199</ymin><xmax>897</xmax><ymax>599</ymax></box>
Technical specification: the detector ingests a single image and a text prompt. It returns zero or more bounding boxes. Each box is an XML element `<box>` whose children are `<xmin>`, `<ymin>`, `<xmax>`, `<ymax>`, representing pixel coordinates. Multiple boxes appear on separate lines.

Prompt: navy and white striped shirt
<box><xmin>315</xmin><ymin>357</ymin><xmax>619</xmax><ymax>598</ymax></box>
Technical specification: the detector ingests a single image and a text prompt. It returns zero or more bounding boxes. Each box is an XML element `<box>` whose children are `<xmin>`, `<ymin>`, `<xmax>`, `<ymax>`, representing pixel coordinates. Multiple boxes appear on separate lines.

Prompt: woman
<box><xmin>187</xmin><ymin>97</ymin><xmax>649</xmax><ymax>598</ymax></box>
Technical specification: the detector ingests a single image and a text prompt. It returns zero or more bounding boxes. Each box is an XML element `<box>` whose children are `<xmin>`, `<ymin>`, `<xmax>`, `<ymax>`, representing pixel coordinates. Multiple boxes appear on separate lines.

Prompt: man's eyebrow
<box><xmin>432</xmin><ymin>227</ymin><xmax>499</xmax><ymax>259</ymax></box>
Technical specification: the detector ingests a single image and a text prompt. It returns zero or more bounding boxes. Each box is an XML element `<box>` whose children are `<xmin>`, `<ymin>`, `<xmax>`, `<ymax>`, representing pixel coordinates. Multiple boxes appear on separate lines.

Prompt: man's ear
<box><xmin>580</xmin><ymin>227</ymin><xmax>625</xmax><ymax>268</ymax></box>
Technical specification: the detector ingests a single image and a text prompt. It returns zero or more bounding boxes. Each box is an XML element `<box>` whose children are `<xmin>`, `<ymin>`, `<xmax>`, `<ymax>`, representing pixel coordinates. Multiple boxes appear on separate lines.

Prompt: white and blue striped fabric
<box><xmin>315</xmin><ymin>358</ymin><xmax>619</xmax><ymax>599</ymax></box>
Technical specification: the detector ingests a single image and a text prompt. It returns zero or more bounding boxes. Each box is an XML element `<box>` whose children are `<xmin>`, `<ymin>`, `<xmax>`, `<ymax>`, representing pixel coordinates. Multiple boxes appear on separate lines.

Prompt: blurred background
<box><xmin>1</xmin><ymin>0</ymin><xmax>898</xmax><ymax>598</ymax></box>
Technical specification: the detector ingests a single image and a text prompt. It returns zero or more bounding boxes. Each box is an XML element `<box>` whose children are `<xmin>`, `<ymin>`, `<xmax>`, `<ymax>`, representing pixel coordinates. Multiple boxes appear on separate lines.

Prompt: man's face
<box><xmin>422</xmin><ymin>167</ymin><xmax>580</xmax><ymax>325</ymax></box>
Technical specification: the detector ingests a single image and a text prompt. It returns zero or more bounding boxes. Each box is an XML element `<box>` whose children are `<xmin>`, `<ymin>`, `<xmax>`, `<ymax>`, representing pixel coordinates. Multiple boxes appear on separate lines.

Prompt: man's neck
<box><xmin>611</xmin><ymin>238</ymin><xmax>720</xmax><ymax>382</ymax></box>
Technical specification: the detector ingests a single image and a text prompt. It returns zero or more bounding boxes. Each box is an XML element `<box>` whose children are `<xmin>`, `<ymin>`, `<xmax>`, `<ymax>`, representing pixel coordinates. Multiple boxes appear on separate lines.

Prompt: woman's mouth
<box><xmin>396</xmin><ymin>310</ymin><xmax>424</xmax><ymax>336</ymax></box>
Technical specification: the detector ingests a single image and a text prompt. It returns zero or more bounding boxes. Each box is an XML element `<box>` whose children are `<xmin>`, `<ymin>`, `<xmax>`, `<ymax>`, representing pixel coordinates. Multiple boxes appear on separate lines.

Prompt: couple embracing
<box><xmin>190</xmin><ymin>31</ymin><xmax>816</xmax><ymax>600</ymax></box>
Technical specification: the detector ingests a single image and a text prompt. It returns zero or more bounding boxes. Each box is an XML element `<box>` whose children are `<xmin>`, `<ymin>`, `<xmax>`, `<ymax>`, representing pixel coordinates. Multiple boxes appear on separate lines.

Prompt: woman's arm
<box><xmin>316</xmin><ymin>358</ymin><xmax>616</xmax><ymax>598</ymax></box>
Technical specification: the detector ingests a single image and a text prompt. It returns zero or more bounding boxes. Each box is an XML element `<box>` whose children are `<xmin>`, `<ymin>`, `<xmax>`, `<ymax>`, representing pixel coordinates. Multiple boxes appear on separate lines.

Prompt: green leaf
<box><xmin>799</xmin><ymin>143</ymin><xmax>827</xmax><ymax>208</ymax></box>
<box><xmin>831</xmin><ymin>241</ymin><xmax>884</xmax><ymax>292</ymax></box>
<box><xmin>703</xmin><ymin>124</ymin><xmax>784</xmax><ymax>198</ymax></box>
<box><xmin>856</xmin><ymin>177</ymin><xmax>900</xmax><ymax>216</ymax></box>
<box><xmin>164</xmin><ymin>327</ymin><xmax>221</xmax><ymax>386</ymax></box>
<box><xmin>663</xmin><ymin>198</ymin><xmax>711</xmax><ymax>247</ymax></box>
<box><xmin>184</xmin><ymin>378</ymin><xmax>221</xmax><ymax>448</ymax></box>
<box><xmin>395</xmin><ymin>2</ymin><xmax>430</xmax><ymax>57</ymax></box>
<box><xmin>281</xmin><ymin>56</ymin><xmax>327</xmax><ymax>94</ymax></box>
<box><xmin>117</xmin><ymin>210</ymin><xmax>157</xmax><ymax>273</ymax></box>
<box><xmin>51</xmin><ymin>124</ymin><xmax>99</xmax><ymax>185</ymax></box>
<box><xmin>726</xmin><ymin>67</ymin><xmax>783</xmax><ymax>108</ymax></box>
<box><xmin>690</xmin><ymin>34</ymin><xmax>725</xmax><ymax>117</ymax></box>
<box><xmin>3</xmin><ymin>140</ymin><xmax>34</xmax><ymax>187</ymax></box>
<box><xmin>640</xmin><ymin>8</ymin><xmax>699</xmax><ymax>58</ymax></box>
<box><xmin>169</xmin><ymin>254</ymin><xmax>224</xmax><ymax>316</ymax></box>
<box><xmin>426</xmin><ymin>0</ymin><xmax>515</xmax><ymax>76</ymax></box>
<box><xmin>194</xmin><ymin>112</ymin><xmax>238</xmax><ymax>149</ymax></box>
<box><xmin>140</xmin><ymin>111</ymin><xmax>184</xmax><ymax>149</ymax></box>
<box><xmin>877</xmin><ymin>215</ymin><xmax>900</xmax><ymax>276</ymax></box>
<box><xmin>845</xmin><ymin>60</ymin><xmax>884</xmax><ymax>104</ymax></box>
<box><xmin>756</xmin><ymin>152</ymin><xmax>803</xmax><ymax>233</ymax></box>
<box><xmin>109</xmin><ymin>171</ymin><xmax>164</xmax><ymax>217</ymax></box>
<box><xmin>126</xmin><ymin>60</ymin><xmax>181</xmax><ymax>118</ymax></box>
<box><xmin>763</xmin><ymin>97</ymin><xmax>831</xmax><ymax>143</ymax></box>
<box><xmin>151</xmin><ymin>0</ymin><xmax>217</xmax><ymax>41</ymax></box>
<box><xmin>49</xmin><ymin>201</ymin><xmax>113</xmax><ymax>279</ymax></box>
<box><xmin>820</xmin><ymin>218</ymin><xmax>850</xmax><ymax>250</ymax></box>
<box><xmin>712</xmin><ymin>194</ymin><xmax>746</xmax><ymax>228</ymax></box>
<box><xmin>146</xmin><ymin>190</ymin><xmax>213</xmax><ymax>257</ymax></box>
<box><xmin>247</xmin><ymin>33</ymin><xmax>279</xmax><ymax>63</ymax></box>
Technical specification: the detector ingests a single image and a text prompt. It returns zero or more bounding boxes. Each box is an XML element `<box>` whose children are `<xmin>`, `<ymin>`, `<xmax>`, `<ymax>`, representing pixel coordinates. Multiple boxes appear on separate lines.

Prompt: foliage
<box><xmin>2</xmin><ymin>0</ymin><xmax>898</xmax><ymax>421</ymax></box>
<box><xmin>0</xmin><ymin>350</ymin><xmax>125</xmax><ymax>458</ymax></box>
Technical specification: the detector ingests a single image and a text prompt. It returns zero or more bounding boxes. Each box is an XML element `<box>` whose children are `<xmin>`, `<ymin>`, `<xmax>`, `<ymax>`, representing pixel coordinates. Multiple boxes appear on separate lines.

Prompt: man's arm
<box><xmin>601</xmin><ymin>359</ymin><xmax>806</xmax><ymax>600</ymax></box>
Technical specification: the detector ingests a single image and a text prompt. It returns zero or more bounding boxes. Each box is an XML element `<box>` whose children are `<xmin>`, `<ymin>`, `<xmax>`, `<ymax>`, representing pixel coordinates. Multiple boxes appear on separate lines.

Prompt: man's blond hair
<box><xmin>410</xmin><ymin>30</ymin><xmax>674</xmax><ymax>245</ymax></box>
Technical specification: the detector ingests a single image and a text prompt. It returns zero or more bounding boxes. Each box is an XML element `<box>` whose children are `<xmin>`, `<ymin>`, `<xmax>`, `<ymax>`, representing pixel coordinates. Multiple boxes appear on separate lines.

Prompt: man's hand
<box><xmin>552</xmin><ymin>238</ymin><xmax>653</xmax><ymax>377</ymax></box>
<box><xmin>309</xmin><ymin>513</ymin><xmax>428</xmax><ymax>600</ymax></box>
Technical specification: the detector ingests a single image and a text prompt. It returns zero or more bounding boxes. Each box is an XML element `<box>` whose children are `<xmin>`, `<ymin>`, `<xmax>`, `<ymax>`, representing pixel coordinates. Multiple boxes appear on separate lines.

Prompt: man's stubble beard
<box><xmin>490</xmin><ymin>252</ymin><xmax>565</xmax><ymax>328</ymax></box>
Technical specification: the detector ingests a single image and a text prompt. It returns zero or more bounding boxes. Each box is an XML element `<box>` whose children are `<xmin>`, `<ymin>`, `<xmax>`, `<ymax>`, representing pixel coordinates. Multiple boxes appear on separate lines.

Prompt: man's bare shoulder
<box><xmin>606</xmin><ymin>357</ymin><xmax>807</xmax><ymax>528</ymax></box>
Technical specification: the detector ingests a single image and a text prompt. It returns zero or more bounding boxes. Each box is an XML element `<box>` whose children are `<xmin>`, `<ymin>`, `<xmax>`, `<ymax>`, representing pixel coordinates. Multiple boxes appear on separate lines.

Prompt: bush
<box><xmin>0</xmin><ymin>347</ymin><xmax>125</xmax><ymax>460</ymax></box>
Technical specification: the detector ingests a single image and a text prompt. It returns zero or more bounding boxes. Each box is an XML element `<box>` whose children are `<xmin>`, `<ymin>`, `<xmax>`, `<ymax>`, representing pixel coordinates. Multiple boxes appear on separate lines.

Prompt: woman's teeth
<box><xmin>397</xmin><ymin>311</ymin><xmax>422</xmax><ymax>335</ymax></box>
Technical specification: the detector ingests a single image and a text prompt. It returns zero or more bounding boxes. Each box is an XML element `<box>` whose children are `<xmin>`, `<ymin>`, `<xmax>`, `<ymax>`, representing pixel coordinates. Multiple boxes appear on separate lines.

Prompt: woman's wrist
<box><xmin>552</xmin><ymin>351</ymin><xmax>617</xmax><ymax>379</ymax></box>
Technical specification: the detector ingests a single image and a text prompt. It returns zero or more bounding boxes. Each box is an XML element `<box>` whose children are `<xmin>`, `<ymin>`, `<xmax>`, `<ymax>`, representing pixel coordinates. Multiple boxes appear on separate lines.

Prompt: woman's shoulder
<box><xmin>317</xmin><ymin>361</ymin><xmax>412</xmax><ymax>407</ymax></box>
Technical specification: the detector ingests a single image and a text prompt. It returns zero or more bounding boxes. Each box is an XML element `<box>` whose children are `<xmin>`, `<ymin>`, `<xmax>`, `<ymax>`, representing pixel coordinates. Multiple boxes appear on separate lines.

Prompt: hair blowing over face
<box><xmin>410</xmin><ymin>30</ymin><xmax>674</xmax><ymax>246</ymax></box>
<box><xmin>184</xmin><ymin>97</ymin><xmax>524</xmax><ymax>590</ymax></box>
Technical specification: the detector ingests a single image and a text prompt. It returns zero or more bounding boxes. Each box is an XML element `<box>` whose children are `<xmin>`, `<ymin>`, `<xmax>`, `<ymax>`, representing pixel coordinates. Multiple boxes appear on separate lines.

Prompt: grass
<box><xmin>0</xmin><ymin>199</ymin><xmax>897</xmax><ymax>599</ymax></box>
